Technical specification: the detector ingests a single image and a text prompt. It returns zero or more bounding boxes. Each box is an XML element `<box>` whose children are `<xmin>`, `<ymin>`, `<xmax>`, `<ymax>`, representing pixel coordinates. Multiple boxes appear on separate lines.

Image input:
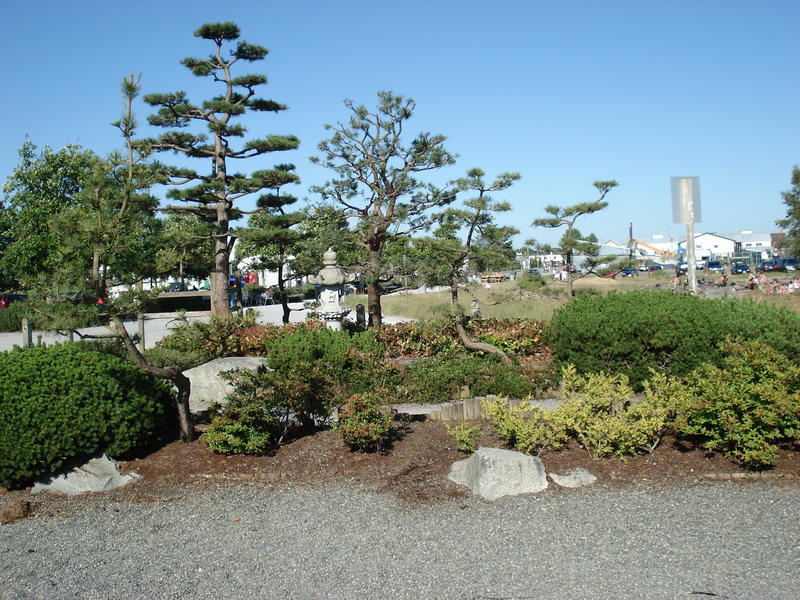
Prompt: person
<box><xmin>228</xmin><ymin>273</ymin><xmax>240</xmax><ymax>309</ymax></box>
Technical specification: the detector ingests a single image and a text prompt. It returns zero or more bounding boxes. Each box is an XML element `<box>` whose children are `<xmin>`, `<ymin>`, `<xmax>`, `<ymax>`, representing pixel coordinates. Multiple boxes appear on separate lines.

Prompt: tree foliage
<box><xmin>777</xmin><ymin>166</ymin><xmax>800</xmax><ymax>258</ymax></box>
<box><xmin>1</xmin><ymin>142</ymin><xmax>97</xmax><ymax>288</ymax></box>
<box><xmin>416</xmin><ymin>168</ymin><xmax>520</xmax><ymax>362</ymax></box>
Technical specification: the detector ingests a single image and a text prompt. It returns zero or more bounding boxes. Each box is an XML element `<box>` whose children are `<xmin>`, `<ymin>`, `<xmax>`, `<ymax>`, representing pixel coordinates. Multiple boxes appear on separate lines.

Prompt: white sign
<box><xmin>671</xmin><ymin>176</ymin><xmax>702</xmax><ymax>224</ymax></box>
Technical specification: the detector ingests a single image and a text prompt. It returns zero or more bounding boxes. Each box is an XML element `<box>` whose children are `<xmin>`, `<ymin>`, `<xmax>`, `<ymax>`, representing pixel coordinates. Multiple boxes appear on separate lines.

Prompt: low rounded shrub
<box><xmin>202</xmin><ymin>416</ymin><xmax>272</xmax><ymax>455</ymax></box>
<box><xmin>646</xmin><ymin>341</ymin><xmax>800</xmax><ymax>468</ymax></box>
<box><xmin>544</xmin><ymin>290</ymin><xmax>800</xmax><ymax>388</ymax></box>
<box><xmin>0</xmin><ymin>343</ymin><xmax>175</xmax><ymax>489</ymax></box>
<box><xmin>334</xmin><ymin>392</ymin><xmax>394</xmax><ymax>452</ymax></box>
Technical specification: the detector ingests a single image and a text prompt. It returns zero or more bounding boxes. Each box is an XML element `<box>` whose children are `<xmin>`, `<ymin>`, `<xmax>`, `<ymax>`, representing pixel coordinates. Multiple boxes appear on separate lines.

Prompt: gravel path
<box><xmin>2</xmin><ymin>482</ymin><xmax>798</xmax><ymax>599</ymax></box>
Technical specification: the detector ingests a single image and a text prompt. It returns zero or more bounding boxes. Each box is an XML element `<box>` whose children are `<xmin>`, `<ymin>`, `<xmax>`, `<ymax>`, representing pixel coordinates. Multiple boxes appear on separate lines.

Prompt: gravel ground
<box><xmin>2</xmin><ymin>482</ymin><xmax>798</xmax><ymax>599</ymax></box>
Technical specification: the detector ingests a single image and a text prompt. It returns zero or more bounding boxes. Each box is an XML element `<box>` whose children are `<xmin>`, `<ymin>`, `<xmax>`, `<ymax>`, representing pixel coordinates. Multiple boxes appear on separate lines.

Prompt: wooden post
<box><xmin>137</xmin><ymin>315</ymin><xmax>146</xmax><ymax>352</ymax></box>
<box><xmin>21</xmin><ymin>319</ymin><xmax>33</xmax><ymax>348</ymax></box>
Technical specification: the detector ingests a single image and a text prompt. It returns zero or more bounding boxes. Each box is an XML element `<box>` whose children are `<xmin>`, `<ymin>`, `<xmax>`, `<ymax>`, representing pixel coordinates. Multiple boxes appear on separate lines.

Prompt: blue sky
<box><xmin>1</xmin><ymin>0</ymin><xmax>797</xmax><ymax>247</ymax></box>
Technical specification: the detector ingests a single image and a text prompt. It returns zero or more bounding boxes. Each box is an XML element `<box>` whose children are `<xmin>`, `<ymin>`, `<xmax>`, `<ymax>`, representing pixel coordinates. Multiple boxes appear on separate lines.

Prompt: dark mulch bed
<box><xmin>2</xmin><ymin>419</ymin><xmax>798</xmax><ymax>524</ymax></box>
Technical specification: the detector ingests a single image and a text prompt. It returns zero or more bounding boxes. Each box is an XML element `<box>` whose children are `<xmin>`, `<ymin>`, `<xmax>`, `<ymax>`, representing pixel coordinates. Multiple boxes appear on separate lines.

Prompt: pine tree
<box><xmin>142</xmin><ymin>22</ymin><xmax>299</xmax><ymax>316</ymax></box>
<box><xmin>311</xmin><ymin>91</ymin><xmax>456</xmax><ymax>327</ymax></box>
<box><xmin>532</xmin><ymin>180</ymin><xmax>618</xmax><ymax>297</ymax></box>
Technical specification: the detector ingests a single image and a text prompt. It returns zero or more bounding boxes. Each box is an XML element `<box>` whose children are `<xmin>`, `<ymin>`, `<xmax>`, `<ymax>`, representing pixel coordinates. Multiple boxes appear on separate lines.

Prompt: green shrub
<box><xmin>0</xmin><ymin>343</ymin><xmax>175</xmax><ymax>489</ymax></box>
<box><xmin>647</xmin><ymin>341</ymin><xmax>800</xmax><ymax>467</ymax></box>
<box><xmin>0</xmin><ymin>302</ymin><xmax>28</xmax><ymax>333</ymax></box>
<box><xmin>334</xmin><ymin>392</ymin><xmax>394</xmax><ymax>452</ymax></box>
<box><xmin>264</xmin><ymin>325</ymin><xmax>391</xmax><ymax>397</ymax></box>
<box><xmin>403</xmin><ymin>355</ymin><xmax>539</xmax><ymax>403</ymax></box>
<box><xmin>201</xmin><ymin>416</ymin><xmax>272</xmax><ymax>455</ymax></box>
<box><xmin>213</xmin><ymin>326</ymin><xmax>392</xmax><ymax>451</ymax></box>
<box><xmin>544</xmin><ymin>290</ymin><xmax>800</xmax><ymax>388</ymax></box>
<box><xmin>445</xmin><ymin>422</ymin><xmax>481</xmax><ymax>454</ymax></box>
<box><xmin>482</xmin><ymin>396</ymin><xmax>569</xmax><ymax>455</ymax></box>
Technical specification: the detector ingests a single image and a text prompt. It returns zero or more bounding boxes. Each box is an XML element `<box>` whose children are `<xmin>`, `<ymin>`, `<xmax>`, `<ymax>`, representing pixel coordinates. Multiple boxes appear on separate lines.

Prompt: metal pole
<box><xmin>683</xmin><ymin>179</ymin><xmax>698</xmax><ymax>294</ymax></box>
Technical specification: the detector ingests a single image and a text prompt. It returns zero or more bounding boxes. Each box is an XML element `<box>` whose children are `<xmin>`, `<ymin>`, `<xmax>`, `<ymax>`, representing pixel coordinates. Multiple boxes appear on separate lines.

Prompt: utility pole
<box><xmin>671</xmin><ymin>177</ymin><xmax>702</xmax><ymax>294</ymax></box>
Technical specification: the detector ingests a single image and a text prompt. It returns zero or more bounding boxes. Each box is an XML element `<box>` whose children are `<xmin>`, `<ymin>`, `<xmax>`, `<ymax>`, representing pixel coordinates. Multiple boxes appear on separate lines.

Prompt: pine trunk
<box><xmin>366</xmin><ymin>248</ymin><xmax>383</xmax><ymax>327</ymax></box>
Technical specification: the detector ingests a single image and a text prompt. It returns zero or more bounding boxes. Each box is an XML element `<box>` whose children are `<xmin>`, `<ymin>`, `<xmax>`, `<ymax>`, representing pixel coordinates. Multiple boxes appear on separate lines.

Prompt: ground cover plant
<box><xmin>481</xmin><ymin>342</ymin><xmax>800</xmax><ymax>469</ymax></box>
<box><xmin>0</xmin><ymin>342</ymin><xmax>175</xmax><ymax>489</ymax></box>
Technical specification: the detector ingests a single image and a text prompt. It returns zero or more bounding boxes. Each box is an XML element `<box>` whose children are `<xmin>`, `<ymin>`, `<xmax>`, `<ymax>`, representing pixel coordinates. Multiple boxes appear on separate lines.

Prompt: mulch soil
<box><xmin>3</xmin><ymin>418</ymin><xmax>799</xmax><ymax>525</ymax></box>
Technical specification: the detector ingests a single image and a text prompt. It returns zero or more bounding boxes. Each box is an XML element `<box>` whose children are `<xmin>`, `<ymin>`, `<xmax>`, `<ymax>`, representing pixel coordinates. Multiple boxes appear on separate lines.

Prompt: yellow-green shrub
<box><xmin>646</xmin><ymin>341</ymin><xmax>800</xmax><ymax>467</ymax></box>
<box><xmin>555</xmin><ymin>365</ymin><xmax>671</xmax><ymax>458</ymax></box>
<box><xmin>445</xmin><ymin>422</ymin><xmax>481</xmax><ymax>454</ymax></box>
<box><xmin>481</xmin><ymin>397</ymin><xmax>569</xmax><ymax>455</ymax></box>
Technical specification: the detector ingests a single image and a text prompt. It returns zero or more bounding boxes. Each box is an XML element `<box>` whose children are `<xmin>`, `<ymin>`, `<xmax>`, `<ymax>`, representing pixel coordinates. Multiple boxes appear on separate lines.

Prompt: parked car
<box><xmin>731</xmin><ymin>263</ymin><xmax>750</xmax><ymax>274</ymax></box>
<box><xmin>756</xmin><ymin>260</ymin><xmax>786</xmax><ymax>273</ymax></box>
<box><xmin>620</xmin><ymin>267</ymin><xmax>638</xmax><ymax>277</ymax></box>
<box><xmin>676</xmin><ymin>263</ymin><xmax>689</xmax><ymax>275</ymax></box>
<box><xmin>707</xmin><ymin>261</ymin><xmax>724</xmax><ymax>273</ymax></box>
<box><xmin>0</xmin><ymin>293</ymin><xmax>27</xmax><ymax>308</ymax></box>
<box><xmin>695</xmin><ymin>260</ymin><xmax>707</xmax><ymax>270</ymax></box>
<box><xmin>782</xmin><ymin>258</ymin><xmax>797</xmax><ymax>271</ymax></box>
<box><xmin>648</xmin><ymin>264</ymin><xmax>663</xmax><ymax>271</ymax></box>
<box><xmin>166</xmin><ymin>281</ymin><xmax>189</xmax><ymax>292</ymax></box>
<box><xmin>526</xmin><ymin>268</ymin><xmax>542</xmax><ymax>277</ymax></box>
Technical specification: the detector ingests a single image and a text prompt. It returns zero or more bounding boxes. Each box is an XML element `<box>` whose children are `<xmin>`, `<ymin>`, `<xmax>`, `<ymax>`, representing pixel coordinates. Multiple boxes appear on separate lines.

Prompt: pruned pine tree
<box><xmin>532</xmin><ymin>180</ymin><xmax>618</xmax><ymax>297</ymax></box>
<box><xmin>419</xmin><ymin>168</ymin><xmax>520</xmax><ymax>362</ymax></box>
<box><xmin>142</xmin><ymin>22</ymin><xmax>299</xmax><ymax>316</ymax></box>
<box><xmin>311</xmin><ymin>91</ymin><xmax>457</xmax><ymax>327</ymax></box>
<box><xmin>237</xmin><ymin>164</ymin><xmax>304</xmax><ymax>324</ymax></box>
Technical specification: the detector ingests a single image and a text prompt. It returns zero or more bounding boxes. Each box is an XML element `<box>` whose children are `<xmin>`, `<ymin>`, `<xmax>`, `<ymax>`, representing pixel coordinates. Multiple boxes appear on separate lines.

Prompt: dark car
<box><xmin>731</xmin><ymin>262</ymin><xmax>750</xmax><ymax>274</ymax></box>
<box><xmin>676</xmin><ymin>263</ymin><xmax>689</xmax><ymax>275</ymax></box>
<box><xmin>756</xmin><ymin>260</ymin><xmax>786</xmax><ymax>273</ymax></box>
<box><xmin>782</xmin><ymin>257</ymin><xmax>797</xmax><ymax>271</ymax></box>
<box><xmin>620</xmin><ymin>267</ymin><xmax>637</xmax><ymax>277</ymax></box>
<box><xmin>648</xmin><ymin>264</ymin><xmax>663</xmax><ymax>271</ymax></box>
<box><xmin>166</xmin><ymin>281</ymin><xmax>189</xmax><ymax>292</ymax></box>
<box><xmin>707</xmin><ymin>261</ymin><xmax>724</xmax><ymax>273</ymax></box>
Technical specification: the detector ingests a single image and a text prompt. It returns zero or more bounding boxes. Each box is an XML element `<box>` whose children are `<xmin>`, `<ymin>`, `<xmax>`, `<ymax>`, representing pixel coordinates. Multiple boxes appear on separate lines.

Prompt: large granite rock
<box><xmin>448</xmin><ymin>447</ymin><xmax>548</xmax><ymax>500</ymax></box>
<box><xmin>32</xmin><ymin>455</ymin><xmax>140</xmax><ymax>496</ymax></box>
<box><xmin>183</xmin><ymin>357</ymin><xmax>267</xmax><ymax>414</ymax></box>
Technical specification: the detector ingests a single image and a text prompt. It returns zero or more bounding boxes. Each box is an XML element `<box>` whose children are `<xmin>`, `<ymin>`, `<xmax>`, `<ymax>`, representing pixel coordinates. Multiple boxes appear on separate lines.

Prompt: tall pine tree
<box><xmin>142</xmin><ymin>22</ymin><xmax>299</xmax><ymax>315</ymax></box>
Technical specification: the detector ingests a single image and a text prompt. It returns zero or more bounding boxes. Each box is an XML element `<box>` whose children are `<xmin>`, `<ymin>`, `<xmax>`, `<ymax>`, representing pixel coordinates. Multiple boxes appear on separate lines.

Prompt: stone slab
<box><xmin>183</xmin><ymin>356</ymin><xmax>267</xmax><ymax>414</ymax></box>
<box><xmin>32</xmin><ymin>455</ymin><xmax>140</xmax><ymax>496</ymax></box>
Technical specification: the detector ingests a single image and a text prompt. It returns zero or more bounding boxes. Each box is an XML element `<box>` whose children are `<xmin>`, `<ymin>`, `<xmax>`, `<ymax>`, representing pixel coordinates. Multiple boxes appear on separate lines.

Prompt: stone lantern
<box><xmin>307</xmin><ymin>247</ymin><xmax>355</xmax><ymax>330</ymax></box>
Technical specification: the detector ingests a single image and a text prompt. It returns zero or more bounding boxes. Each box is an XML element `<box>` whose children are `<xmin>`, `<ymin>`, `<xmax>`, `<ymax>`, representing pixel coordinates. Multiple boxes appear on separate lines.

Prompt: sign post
<box><xmin>671</xmin><ymin>177</ymin><xmax>702</xmax><ymax>294</ymax></box>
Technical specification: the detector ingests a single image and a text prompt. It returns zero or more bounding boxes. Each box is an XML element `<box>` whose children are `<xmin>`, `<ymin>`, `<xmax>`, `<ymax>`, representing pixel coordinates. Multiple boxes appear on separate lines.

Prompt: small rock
<box><xmin>548</xmin><ymin>467</ymin><xmax>597</xmax><ymax>488</ymax></box>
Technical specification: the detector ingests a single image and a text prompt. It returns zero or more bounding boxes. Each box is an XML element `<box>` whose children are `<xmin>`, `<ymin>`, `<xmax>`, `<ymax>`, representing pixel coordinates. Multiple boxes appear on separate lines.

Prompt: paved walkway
<box><xmin>0</xmin><ymin>304</ymin><xmax>411</xmax><ymax>352</ymax></box>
